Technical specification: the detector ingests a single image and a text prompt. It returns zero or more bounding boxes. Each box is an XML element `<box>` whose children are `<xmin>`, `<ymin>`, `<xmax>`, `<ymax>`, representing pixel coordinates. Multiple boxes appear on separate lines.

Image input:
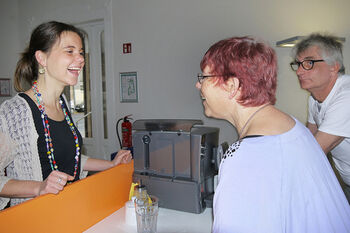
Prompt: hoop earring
<box><xmin>39</xmin><ymin>67</ymin><xmax>45</xmax><ymax>74</ymax></box>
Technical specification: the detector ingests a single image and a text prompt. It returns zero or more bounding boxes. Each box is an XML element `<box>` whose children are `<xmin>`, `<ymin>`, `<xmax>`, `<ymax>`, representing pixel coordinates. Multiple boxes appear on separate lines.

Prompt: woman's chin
<box><xmin>65</xmin><ymin>78</ymin><xmax>78</xmax><ymax>87</ymax></box>
<box><xmin>204</xmin><ymin>109</ymin><xmax>214</xmax><ymax>118</ymax></box>
<box><xmin>204</xmin><ymin>109</ymin><xmax>223</xmax><ymax>120</ymax></box>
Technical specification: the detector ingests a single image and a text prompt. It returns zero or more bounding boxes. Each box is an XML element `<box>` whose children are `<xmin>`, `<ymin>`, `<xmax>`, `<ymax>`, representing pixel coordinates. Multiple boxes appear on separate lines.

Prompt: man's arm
<box><xmin>307</xmin><ymin>122</ymin><xmax>344</xmax><ymax>154</ymax></box>
<box><xmin>307</xmin><ymin>122</ymin><xmax>318</xmax><ymax>135</ymax></box>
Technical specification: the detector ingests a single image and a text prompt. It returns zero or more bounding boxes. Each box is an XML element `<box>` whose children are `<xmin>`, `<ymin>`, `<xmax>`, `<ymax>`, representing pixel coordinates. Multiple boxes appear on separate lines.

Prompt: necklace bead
<box><xmin>32</xmin><ymin>81</ymin><xmax>80</xmax><ymax>179</ymax></box>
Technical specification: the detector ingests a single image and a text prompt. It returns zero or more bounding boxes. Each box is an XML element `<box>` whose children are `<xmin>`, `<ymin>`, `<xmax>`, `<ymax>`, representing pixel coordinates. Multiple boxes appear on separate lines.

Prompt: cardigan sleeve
<box><xmin>0</xmin><ymin>113</ymin><xmax>16</xmax><ymax>208</ymax></box>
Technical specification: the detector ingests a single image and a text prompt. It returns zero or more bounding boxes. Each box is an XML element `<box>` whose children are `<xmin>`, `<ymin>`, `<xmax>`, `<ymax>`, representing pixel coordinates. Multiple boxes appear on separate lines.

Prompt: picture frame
<box><xmin>0</xmin><ymin>78</ymin><xmax>11</xmax><ymax>97</ymax></box>
<box><xmin>120</xmin><ymin>72</ymin><xmax>138</xmax><ymax>103</ymax></box>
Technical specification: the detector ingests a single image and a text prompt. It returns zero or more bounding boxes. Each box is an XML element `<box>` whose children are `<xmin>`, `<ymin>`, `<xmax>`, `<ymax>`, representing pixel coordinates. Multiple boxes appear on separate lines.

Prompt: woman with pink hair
<box><xmin>196</xmin><ymin>36</ymin><xmax>350</xmax><ymax>233</ymax></box>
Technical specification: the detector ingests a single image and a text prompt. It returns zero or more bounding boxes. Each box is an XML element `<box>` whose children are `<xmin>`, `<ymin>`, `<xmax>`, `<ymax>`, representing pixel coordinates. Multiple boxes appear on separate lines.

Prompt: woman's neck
<box><xmin>230</xmin><ymin>104</ymin><xmax>271</xmax><ymax>139</ymax></box>
<box><xmin>35</xmin><ymin>78</ymin><xmax>64</xmax><ymax>108</ymax></box>
<box><xmin>26</xmin><ymin>77</ymin><xmax>65</xmax><ymax>112</ymax></box>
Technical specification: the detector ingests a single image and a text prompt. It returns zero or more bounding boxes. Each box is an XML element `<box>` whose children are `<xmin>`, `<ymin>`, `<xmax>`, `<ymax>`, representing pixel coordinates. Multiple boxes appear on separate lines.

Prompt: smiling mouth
<box><xmin>67</xmin><ymin>67</ymin><xmax>82</xmax><ymax>76</ymax></box>
<box><xmin>68</xmin><ymin>67</ymin><xmax>81</xmax><ymax>71</ymax></box>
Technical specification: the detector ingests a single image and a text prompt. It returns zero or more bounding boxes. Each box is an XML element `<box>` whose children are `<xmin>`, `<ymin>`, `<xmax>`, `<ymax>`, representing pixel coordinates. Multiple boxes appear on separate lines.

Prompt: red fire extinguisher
<box><xmin>122</xmin><ymin>116</ymin><xmax>132</xmax><ymax>148</ymax></box>
<box><xmin>117</xmin><ymin>115</ymin><xmax>133</xmax><ymax>150</ymax></box>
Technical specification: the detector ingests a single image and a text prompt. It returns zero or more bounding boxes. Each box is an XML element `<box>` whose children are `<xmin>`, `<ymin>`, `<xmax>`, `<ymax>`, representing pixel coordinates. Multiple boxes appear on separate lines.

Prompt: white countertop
<box><xmin>84</xmin><ymin>205</ymin><xmax>213</xmax><ymax>233</ymax></box>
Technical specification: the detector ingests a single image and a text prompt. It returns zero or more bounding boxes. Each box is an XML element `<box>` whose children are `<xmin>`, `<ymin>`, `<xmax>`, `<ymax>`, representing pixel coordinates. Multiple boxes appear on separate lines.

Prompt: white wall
<box><xmin>112</xmin><ymin>0</ymin><xmax>350</xmax><ymax>145</ymax></box>
<box><xmin>1</xmin><ymin>0</ymin><xmax>350</xmax><ymax>154</ymax></box>
<box><xmin>0</xmin><ymin>0</ymin><xmax>20</xmax><ymax>103</ymax></box>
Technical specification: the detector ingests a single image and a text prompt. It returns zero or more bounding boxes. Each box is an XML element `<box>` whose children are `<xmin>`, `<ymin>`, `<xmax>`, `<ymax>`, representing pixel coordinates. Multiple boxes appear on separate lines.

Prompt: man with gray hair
<box><xmin>291</xmin><ymin>33</ymin><xmax>350</xmax><ymax>203</ymax></box>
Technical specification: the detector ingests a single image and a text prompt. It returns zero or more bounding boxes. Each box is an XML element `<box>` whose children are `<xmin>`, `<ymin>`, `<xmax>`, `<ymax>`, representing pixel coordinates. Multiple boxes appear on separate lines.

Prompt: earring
<box><xmin>38</xmin><ymin>67</ymin><xmax>45</xmax><ymax>74</ymax></box>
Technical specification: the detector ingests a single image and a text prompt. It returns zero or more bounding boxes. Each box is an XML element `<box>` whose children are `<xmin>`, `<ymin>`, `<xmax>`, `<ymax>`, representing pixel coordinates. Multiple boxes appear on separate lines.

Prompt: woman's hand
<box><xmin>112</xmin><ymin>150</ymin><xmax>132</xmax><ymax>167</ymax></box>
<box><xmin>37</xmin><ymin>170</ymin><xmax>74</xmax><ymax>196</ymax></box>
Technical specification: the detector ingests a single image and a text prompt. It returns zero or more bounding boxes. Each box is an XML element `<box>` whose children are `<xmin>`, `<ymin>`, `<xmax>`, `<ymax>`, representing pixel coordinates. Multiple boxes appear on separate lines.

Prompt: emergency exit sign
<box><xmin>123</xmin><ymin>43</ymin><xmax>132</xmax><ymax>54</ymax></box>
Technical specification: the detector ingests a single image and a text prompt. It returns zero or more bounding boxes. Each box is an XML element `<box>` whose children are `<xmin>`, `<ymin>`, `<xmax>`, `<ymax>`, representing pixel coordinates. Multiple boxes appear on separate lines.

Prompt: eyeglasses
<box><xmin>197</xmin><ymin>73</ymin><xmax>235</xmax><ymax>83</ymax></box>
<box><xmin>290</xmin><ymin>59</ymin><xmax>325</xmax><ymax>71</ymax></box>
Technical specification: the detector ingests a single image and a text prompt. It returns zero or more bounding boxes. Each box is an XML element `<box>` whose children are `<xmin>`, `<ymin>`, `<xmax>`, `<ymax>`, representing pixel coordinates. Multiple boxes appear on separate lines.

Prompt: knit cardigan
<box><xmin>0</xmin><ymin>94</ymin><xmax>88</xmax><ymax>209</ymax></box>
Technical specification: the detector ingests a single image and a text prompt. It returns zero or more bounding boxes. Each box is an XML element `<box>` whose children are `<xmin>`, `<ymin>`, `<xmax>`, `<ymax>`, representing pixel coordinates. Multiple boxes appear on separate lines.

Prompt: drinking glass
<box><xmin>135</xmin><ymin>195</ymin><xmax>158</xmax><ymax>233</ymax></box>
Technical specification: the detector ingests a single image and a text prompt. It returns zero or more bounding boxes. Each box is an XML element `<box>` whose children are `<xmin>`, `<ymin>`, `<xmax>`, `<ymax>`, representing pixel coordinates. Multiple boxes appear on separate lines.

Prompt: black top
<box><xmin>19</xmin><ymin>93</ymin><xmax>82</xmax><ymax>181</ymax></box>
<box><xmin>242</xmin><ymin>135</ymin><xmax>263</xmax><ymax>139</ymax></box>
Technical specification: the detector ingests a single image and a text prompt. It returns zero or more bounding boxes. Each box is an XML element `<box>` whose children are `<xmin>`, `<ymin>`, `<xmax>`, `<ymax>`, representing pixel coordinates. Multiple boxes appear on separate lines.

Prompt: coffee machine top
<box><xmin>132</xmin><ymin>119</ymin><xmax>203</xmax><ymax>132</ymax></box>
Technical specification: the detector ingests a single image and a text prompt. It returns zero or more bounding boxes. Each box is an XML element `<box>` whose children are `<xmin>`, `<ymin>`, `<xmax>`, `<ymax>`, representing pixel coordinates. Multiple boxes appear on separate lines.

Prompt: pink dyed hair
<box><xmin>200</xmin><ymin>36</ymin><xmax>277</xmax><ymax>106</ymax></box>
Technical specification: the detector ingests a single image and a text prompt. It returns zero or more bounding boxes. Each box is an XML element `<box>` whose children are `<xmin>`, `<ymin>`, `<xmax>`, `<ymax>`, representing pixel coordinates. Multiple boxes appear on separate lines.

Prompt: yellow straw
<box><xmin>128</xmin><ymin>182</ymin><xmax>152</xmax><ymax>204</ymax></box>
<box><xmin>147</xmin><ymin>194</ymin><xmax>152</xmax><ymax>204</ymax></box>
<box><xmin>129</xmin><ymin>182</ymin><xmax>139</xmax><ymax>200</ymax></box>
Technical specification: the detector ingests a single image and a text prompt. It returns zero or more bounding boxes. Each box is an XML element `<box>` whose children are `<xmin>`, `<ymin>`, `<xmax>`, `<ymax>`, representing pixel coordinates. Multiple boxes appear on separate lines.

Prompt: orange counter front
<box><xmin>0</xmin><ymin>161</ymin><xmax>133</xmax><ymax>233</ymax></box>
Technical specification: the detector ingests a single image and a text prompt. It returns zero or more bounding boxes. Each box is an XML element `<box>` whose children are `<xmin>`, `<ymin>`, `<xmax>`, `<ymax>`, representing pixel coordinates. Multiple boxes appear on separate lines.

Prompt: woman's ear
<box><xmin>226</xmin><ymin>77</ymin><xmax>240</xmax><ymax>99</ymax></box>
<box><xmin>35</xmin><ymin>50</ymin><xmax>47</xmax><ymax>67</ymax></box>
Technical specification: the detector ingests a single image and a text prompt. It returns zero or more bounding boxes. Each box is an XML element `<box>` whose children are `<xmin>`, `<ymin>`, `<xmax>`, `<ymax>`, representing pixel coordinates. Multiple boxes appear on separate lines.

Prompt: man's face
<box><xmin>295</xmin><ymin>45</ymin><xmax>336</xmax><ymax>95</ymax></box>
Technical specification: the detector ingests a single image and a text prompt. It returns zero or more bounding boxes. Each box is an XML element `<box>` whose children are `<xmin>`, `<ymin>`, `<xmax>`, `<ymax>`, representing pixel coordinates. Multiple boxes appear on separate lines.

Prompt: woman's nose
<box><xmin>77</xmin><ymin>54</ymin><xmax>85</xmax><ymax>63</ymax></box>
<box><xmin>195</xmin><ymin>81</ymin><xmax>202</xmax><ymax>90</ymax></box>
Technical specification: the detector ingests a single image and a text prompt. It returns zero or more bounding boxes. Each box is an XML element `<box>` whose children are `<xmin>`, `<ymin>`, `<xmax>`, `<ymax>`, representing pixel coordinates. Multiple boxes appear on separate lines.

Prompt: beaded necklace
<box><xmin>32</xmin><ymin>81</ymin><xmax>80</xmax><ymax>179</ymax></box>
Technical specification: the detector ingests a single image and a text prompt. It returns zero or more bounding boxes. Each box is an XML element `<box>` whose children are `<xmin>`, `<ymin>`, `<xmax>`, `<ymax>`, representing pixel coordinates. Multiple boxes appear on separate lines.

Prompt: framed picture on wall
<box><xmin>0</xmin><ymin>78</ymin><xmax>11</xmax><ymax>97</ymax></box>
<box><xmin>120</xmin><ymin>72</ymin><xmax>138</xmax><ymax>103</ymax></box>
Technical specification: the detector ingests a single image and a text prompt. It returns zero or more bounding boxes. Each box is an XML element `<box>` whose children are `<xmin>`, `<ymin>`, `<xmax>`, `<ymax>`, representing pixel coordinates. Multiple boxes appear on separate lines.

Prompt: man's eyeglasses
<box><xmin>197</xmin><ymin>73</ymin><xmax>235</xmax><ymax>83</ymax></box>
<box><xmin>290</xmin><ymin>59</ymin><xmax>325</xmax><ymax>71</ymax></box>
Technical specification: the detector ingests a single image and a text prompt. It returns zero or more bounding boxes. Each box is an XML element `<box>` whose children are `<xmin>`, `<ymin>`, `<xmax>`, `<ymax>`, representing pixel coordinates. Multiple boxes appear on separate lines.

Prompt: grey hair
<box><xmin>291</xmin><ymin>33</ymin><xmax>345</xmax><ymax>75</ymax></box>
